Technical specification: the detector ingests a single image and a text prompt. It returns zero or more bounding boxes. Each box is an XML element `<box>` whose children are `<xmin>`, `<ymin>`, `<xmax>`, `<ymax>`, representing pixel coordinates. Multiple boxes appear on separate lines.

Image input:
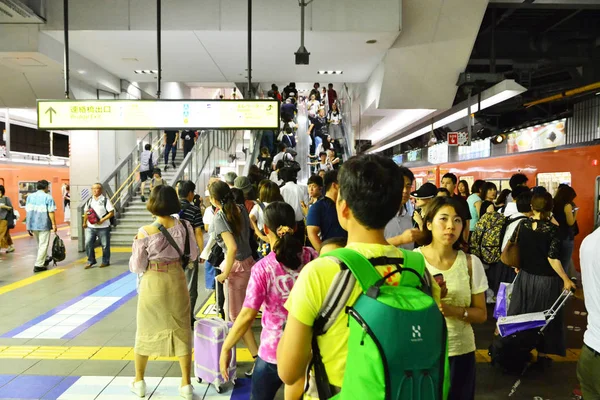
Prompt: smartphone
<box><xmin>433</xmin><ymin>273</ymin><xmax>444</xmax><ymax>285</ymax></box>
<box><xmin>573</xmin><ymin>207</ymin><xmax>579</xmax><ymax>212</ymax></box>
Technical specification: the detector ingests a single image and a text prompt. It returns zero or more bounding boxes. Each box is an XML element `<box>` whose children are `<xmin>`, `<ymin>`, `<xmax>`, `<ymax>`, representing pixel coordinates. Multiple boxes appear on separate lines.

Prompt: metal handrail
<box><xmin>76</xmin><ymin>130</ymin><xmax>162</xmax><ymax>252</ymax></box>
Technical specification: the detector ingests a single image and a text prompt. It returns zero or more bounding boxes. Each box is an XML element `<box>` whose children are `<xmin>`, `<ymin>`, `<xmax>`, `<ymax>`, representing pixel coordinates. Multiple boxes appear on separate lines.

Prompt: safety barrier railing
<box><xmin>242</xmin><ymin>130</ymin><xmax>263</xmax><ymax>177</ymax></box>
<box><xmin>76</xmin><ymin>130</ymin><xmax>163</xmax><ymax>252</ymax></box>
<box><xmin>171</xmin><ymin>130</ymin><xmax>238</xmax><ymax>188</ymax></box>
<box><xmin>339</xmin><ymin>83</ymin><xmax>355</xmax><ymax>160</ymax></box>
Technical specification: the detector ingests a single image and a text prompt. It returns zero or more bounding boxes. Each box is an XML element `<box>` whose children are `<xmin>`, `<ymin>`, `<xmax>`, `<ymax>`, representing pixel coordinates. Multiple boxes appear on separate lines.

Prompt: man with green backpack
<box><xmin>277</xmin><ymin>154</ymin><xmax>450</xmax><ymax>400</ymax></box>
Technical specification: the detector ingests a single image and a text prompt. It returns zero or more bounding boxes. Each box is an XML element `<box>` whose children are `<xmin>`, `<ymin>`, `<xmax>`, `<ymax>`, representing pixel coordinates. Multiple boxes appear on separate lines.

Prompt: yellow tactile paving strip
<box><xmin>0</xmin><ymin>345</ymin><xmax>580</xmax><ymax>363</ymax></box>
<box><xmin>0</xmin><ymin>247</ymin><xmax>134</xmax><ymax>296</ymax></box>
<box><xmin>0</xmin><ymin>345</ymin><xmax>255</xmax><ymax>362</ymax></box>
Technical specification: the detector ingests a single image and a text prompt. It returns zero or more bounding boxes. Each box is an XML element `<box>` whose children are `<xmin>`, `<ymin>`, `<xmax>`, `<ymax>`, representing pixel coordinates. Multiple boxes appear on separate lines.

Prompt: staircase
<box><xmin>110</xmin><ymin>152</ymin><xmax>185</xmax><ymax>247</ymax></box>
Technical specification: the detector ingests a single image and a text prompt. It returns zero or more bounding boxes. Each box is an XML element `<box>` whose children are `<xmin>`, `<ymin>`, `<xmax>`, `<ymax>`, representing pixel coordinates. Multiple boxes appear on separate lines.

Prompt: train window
<box><xmin>536</xmin><ymin>172</ymin><xmax>572</xmax><ymax>196</ymax></box>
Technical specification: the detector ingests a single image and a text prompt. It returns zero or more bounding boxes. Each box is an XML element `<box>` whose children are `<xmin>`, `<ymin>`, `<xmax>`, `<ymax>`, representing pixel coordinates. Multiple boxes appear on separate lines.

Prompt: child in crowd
<box><xmin>320</xmin><ymin>237</ymin><xmax>348</xmax><ymax>254</ymax></box>
<box><xmin>150</xmin><ymin>168</ymin><xmax>167</xmax><ymax>192</ymax></box>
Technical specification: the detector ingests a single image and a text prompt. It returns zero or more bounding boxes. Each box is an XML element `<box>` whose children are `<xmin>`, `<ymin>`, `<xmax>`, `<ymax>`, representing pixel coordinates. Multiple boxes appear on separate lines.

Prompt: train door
<box><xmin>536</xmin><ymin>172</ymin><xmax>572</xmax><ymax>196</ymax></box>
<box><xmin>595</xmin><ymin>176</ymin><xmax>600</xmax><ymax>229</ymax></box>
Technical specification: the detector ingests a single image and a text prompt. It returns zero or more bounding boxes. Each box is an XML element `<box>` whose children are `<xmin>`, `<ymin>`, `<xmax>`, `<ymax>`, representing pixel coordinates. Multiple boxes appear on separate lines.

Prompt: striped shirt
<box><xmin>179</xmin><ymin>200</ymin><xmax>203</xmax><ymax>230</ymax></box>
<box><xmin>26</xmin><ymin>190</ymin><xmax>56</xmax><ymax>231</ymax></box>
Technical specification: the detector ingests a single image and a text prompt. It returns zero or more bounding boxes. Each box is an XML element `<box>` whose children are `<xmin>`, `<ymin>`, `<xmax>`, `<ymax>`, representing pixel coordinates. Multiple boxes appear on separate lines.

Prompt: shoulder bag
<box><xmin>155</xmin><ymin>220</ymin><xmax>191</xmax><ymax>270</ymax></box>
<box><xmin>500</xmin><ymin>221</ymin><xmax>523</xmax><ymax>268</ymax></box>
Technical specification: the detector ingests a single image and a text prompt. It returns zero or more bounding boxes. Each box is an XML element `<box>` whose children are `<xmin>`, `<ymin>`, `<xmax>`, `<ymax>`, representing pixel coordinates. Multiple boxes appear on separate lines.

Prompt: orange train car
<box><xmin>0</xmin><ymin>163</ymin><xmax>70</xmax><ymax>234</ymax></box>
<box><xmin>407</xmin><ymin>143</ymin><xmax>600</xmax><ymax>270</ymax></box>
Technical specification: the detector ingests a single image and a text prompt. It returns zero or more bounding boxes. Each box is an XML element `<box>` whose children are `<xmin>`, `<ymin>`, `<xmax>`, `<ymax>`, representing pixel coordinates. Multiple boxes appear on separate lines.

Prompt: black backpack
<box><xmin>51</xmin><ymin>235</ymin><xmax>66</xmax><ymax>265</ymax></box>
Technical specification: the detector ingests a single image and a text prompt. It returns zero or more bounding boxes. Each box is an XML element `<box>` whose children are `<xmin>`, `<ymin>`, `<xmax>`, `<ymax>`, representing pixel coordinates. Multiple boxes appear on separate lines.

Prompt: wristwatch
<box><xmin>462</xmin><ymin>308</ymin><xmax>469</xmax><ymax>320</ymax></box>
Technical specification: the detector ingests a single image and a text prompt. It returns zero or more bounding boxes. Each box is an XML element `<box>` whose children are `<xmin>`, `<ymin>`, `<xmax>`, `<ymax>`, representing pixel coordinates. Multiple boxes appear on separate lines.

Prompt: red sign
<box><xmin>448</xmin><ymin>132</ymin><xmax>458</xmax><ymax>145</ymax></box>
<box><xmin>448</xmin><ymin>132</ymin><xmax>469</xmax><ymax>146</ymax></box>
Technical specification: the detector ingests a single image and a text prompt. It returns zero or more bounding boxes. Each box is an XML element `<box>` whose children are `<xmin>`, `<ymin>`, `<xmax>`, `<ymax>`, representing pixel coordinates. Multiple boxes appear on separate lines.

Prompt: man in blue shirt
<box><xmin>25</xmin><ymin>180</ymin><xmax>57</xmax><ymax>272</ymax></box>
<box><xmin>306</xmin><ymin>170</ymin><xmax>347</xmax><ymax>252</ymax></box>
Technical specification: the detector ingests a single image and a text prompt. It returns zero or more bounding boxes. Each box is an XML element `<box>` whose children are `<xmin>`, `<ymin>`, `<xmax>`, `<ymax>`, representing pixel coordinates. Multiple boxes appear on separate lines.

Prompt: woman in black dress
<box><xmin>507</xmin><ymin>192</ymin><xmax>576</xmax><ymax>365</ymax></box>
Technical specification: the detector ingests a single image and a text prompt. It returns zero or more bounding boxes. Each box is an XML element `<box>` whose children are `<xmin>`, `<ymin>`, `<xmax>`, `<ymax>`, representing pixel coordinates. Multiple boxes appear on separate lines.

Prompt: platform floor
<box><xmin>0</xmin><ymin>229</ymin><xmax>586</xmax><ymax>399</ymax></box>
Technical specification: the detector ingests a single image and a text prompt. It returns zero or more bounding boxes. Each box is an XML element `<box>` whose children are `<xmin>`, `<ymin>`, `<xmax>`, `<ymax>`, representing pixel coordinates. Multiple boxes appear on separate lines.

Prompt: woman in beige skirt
<box><xmin>129</xmin><ymin>186</ymin><xmax>199</xmax><ymax>399</ymax></box>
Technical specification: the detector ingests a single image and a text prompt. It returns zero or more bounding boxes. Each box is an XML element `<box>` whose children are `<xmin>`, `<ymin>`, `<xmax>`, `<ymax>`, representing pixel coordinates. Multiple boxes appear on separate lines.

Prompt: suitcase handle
<box><xmin>540</xmin><ymin>289</ymin><xmax>573</xmax><ymax>333</ymax></box>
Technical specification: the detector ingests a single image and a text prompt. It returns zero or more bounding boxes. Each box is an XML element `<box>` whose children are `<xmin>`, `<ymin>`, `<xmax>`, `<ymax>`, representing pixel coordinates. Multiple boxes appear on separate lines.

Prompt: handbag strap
<box><xmin>153</xmin><ymin>220</ymin><xmax>190</xmax><ymax>262</ymax></box>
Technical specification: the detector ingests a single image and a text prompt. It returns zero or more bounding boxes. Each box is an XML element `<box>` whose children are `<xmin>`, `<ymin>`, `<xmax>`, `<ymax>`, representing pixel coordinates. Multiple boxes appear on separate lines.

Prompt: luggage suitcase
<box><xmin>193</xmin><ymin>279</ymin><xmax>236</xmax><ymax>393</ymax></box>
<box><xmin>488</xmin><ymin>289</ymin><xmax>574</xmax><ymax>396</ymax></box>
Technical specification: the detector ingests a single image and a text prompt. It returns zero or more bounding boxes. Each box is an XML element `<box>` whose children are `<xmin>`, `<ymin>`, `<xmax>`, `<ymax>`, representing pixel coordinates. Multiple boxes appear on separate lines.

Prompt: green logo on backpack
<box><xmin>308</xmin><ymin>248</ymin><xmax>450</xmax><ymax>400</ymax></box>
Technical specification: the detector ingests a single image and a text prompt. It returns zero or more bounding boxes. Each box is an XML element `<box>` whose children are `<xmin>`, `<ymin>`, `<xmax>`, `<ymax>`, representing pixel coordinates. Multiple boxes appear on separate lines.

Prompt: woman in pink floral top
<box><xmin>219</xmin><ymin>202</ymin><xmax>317</xmax><ymax>400</ymax></box>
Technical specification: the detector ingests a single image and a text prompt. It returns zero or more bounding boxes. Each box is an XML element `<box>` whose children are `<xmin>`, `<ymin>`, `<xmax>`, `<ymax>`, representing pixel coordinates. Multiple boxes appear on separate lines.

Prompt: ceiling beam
<box><xmin>542</xmin><ymin>9</ymin><xmax>583</xmax><ymax>32</ymax></box>
<box><xmin>482</xmin><ymin>0</ymin><xmax>536</xmax><ymax>34</ymax></box>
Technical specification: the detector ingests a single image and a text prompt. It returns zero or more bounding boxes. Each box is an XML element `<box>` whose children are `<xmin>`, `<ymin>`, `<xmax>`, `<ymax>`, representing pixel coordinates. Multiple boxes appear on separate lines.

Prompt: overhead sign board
<box><xmin>37</xmin><ymin>99</ymin><xmax>280</xmax><ymax>130</ymax></box>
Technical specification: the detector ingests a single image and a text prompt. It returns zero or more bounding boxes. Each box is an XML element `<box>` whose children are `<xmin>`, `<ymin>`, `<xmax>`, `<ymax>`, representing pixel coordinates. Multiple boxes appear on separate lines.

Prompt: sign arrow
<box><xmin>45</xmin><ymin>107</ymin><xmax>57</xmax><ymax>124</ymax></box>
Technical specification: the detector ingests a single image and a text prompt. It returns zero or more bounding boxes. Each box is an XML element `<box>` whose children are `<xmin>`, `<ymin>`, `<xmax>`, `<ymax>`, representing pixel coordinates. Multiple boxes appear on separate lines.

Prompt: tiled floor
<box><xmin>0</xmin><ymin>231</ymin><xmax>589</xmax><ymax>399</ymax></box>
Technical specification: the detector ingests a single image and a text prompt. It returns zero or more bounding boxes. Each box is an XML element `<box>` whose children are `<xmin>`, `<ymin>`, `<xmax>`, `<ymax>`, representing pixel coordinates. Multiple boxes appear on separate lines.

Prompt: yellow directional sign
<box><xmin>37</xmin><ymin>99</ymin><xmax>280</xmax><ymax>130</ymax></box>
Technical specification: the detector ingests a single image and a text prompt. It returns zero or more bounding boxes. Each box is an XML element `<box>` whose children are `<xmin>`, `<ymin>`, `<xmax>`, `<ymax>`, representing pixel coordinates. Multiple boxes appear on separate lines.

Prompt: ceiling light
<box><xmin>134</xmin><ymin>70</ymin><xmax>158</xmax><ymax>74</ymax></box>
<box><xmin>371</xmin><ymin>80</ymin><xmax>526</xmax><ymax>153</ymax></box>
<box><xmin>317</xmin><ymin>70</ymin><xmax>343</xmax><ymax>75</ymax></box>
<box><xmin>492</xmin><ymin>134</ymin><xmax>505</xmax><ymax>144</ymax></box>
<box><xmin>77</xmin><ymin>70</ymin><xmax>86</xmax><ymax>74</ymax></box>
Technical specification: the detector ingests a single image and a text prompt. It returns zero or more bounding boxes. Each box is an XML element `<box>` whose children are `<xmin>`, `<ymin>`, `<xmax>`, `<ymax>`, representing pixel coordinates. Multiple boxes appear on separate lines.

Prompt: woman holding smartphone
<box><xmin>414</xmin><ymin>196</ymin><xmax>488</xmax><ymax>400</ymax></box>
<box><xmin>553</xmin><ymin>185</ymin><xmax>579</xmax><ymax>277</ymax></box>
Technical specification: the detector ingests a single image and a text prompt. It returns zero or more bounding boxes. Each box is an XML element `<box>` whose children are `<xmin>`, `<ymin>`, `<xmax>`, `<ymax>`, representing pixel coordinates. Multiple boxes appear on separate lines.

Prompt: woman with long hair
<box><xmin>479</xmin><ymin>182</ymin><xmax>498</xmax><ymax>218</ymax></box>
<box><xmin>507</xmin><ymin>192</ymin><xmax>576</xmax><ymax>366</ymax></box>
<box><xmin>552</xmin><ymin>185</ymin><xmax>579</xmax><ymax>275</ymax></box>
<box><xmin>209</xmin><ymin>180</ymin><xmax>259</xmax><ymax>372</ymax></box>
<box><xmin>219</xmin><ymin>202</ymin><xmax>317</xmax><ymax>400</ymax></box>
<box><xmin>250</xmin><ymin>181</ymin><xmax>284</xmax><ymax>243</ymax></box>
<box><xmin>458</xmin><ymin>180</ymin><xmax>470</xmax><ymax>200</ymax></box>
<box><xmin>414</xmin><ymin>196</ymin><xmax>488</xmax><ymax>400</ymax></box>
<box><xmin>129</xmin><ymin>186</ymin><xmax>199</xmax><ymax>399</ymax></box>
<box><xmin>495</xmin><ymin>188</ymin><xmax>511</xmax><ymax>212</ymax></box>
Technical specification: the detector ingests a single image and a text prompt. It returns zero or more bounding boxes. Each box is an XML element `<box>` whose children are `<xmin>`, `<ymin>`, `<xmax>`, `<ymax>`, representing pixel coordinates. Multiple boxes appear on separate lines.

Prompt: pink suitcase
<box><xmin>194</xmin><ymin>280</ymin><xmax>236</xmax><ymax>393</ymax></box>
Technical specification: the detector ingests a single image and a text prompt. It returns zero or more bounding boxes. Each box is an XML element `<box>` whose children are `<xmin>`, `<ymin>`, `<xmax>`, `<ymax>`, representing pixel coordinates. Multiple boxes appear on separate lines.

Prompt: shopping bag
<box><xmin>497</xmin><ymin>312</ymin><xmax>546</xmax><ymax>337</ymax></box>
<box><xmin>493</xmin><ymin>281</ymin><xmax>514</xmax><ymax>319</ymax></box>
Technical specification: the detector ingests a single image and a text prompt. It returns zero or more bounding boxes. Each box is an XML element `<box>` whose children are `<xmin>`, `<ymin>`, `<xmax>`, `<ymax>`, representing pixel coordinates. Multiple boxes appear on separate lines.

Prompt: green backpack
<box><xmin>307</xmin><ymin>248</ymin><xmax>450</xmax><ymax>400</ymax></box>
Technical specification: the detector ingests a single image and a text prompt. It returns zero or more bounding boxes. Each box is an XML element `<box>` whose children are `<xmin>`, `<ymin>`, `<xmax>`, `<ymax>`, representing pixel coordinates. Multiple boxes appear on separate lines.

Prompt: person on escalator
<box><xmin>307</xmin><ymin>108</ymin><xmax>329</xmax><ymax>156</ymax></box>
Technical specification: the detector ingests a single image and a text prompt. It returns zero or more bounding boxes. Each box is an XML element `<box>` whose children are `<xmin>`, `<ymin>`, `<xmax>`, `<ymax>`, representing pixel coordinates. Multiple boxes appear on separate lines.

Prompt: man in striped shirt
<box><xmin>25</xmin><ymin>180</ymin><xmax>57</xmax><ymax>273</ymax></box>
<box><xmin>178</xmin><ymin>180</ymin><xmax>204</xmax><ymax>327</ymax></box>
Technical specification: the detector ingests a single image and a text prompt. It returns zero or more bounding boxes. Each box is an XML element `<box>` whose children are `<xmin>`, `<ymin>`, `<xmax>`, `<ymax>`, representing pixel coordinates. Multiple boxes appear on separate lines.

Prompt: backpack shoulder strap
<box><xmin>323</xmin><ymin>248</ymin><xmax>381</xmax><ymax>294</ymax></box>
<box><xmin>399</xmin><ymin>248</ymin><xmax>426</xmax><ymax>288</ymax></box>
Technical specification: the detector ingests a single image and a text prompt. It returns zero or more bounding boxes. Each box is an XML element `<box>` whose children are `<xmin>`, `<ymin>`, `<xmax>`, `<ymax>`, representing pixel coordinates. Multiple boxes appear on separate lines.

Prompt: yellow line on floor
<box><xmin>0</xmin><ymin>268</ymin><xmax>65</xmax><ymax>296</ymax></box>
<box><xmin>0</xmin><ymin>345</ymin><xmax>254</xmax><ymax>362</ymax></box>
<box><xmin>0</xmin><ymin>345</ymin><xmax>582</xmax><ymax>363</ymax></box>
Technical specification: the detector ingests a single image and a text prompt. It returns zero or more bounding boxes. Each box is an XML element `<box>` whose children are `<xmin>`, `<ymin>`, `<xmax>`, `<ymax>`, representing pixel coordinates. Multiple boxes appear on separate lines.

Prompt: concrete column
<box><xmin>69</xmin><ymin>130</ymin><xmax>100</xmax><ymax>238</ymax></box>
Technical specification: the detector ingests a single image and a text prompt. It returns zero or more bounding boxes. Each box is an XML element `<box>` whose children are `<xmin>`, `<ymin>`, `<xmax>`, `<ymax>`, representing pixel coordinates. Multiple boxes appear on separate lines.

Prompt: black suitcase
<box><xmin>489</xmin><ymin>328</ymin><xmax>540</xmax><ymax>375</ymax></box>
<box><xmin>488</xmin><ymin>289</ymin><xmax>574</xmax><ymax>396</ymax></box>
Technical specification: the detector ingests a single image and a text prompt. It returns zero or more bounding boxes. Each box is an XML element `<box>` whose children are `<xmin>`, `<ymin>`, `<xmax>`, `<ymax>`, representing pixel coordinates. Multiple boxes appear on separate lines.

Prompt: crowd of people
<box><xmin>257</xmin><ymin>82</ymin><xmax>345</xmax><ymax>183</ymax></box>
<box><xmin>122</xmin><ymin>138</ymin><xmax>600</xmax><ymax>400</ymax></box>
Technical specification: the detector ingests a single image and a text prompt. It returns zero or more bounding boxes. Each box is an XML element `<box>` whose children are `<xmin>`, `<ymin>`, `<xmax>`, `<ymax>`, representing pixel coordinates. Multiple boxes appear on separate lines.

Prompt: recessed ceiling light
<box><xmin>77</xmin><ymin>70</ymin><xmax>86</xmax><ymax>74</ymax></box>
<box><xmin>134</xmin><ymin>70</ymin><xmax>158</xmax><ymax>74</ymax></box>
<box><xmin>317</xmin><ymin>70</ymin><xmax>343</xmax><ymax>75</ymax></box>
<box><xmin>366</xmin><ymin>39</ymin><xmax>377</xmax><ymax>44</ymax></box>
